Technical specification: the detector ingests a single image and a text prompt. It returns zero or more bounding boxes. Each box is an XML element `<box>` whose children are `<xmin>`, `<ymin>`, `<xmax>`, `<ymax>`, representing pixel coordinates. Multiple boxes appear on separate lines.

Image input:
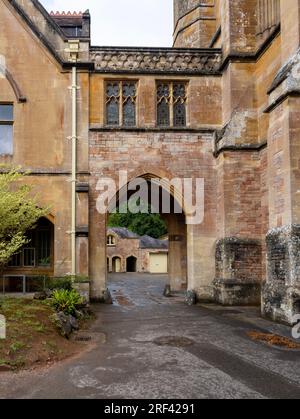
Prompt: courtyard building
<box><xmin>1</xmin><ymin>0</ymin><xmax>300</xmax><ymax>324</ymax></box>
<box><xmin>107</xmin><ymin>227</ymin><xmax>168</xmax><ymax>274</ymax></box>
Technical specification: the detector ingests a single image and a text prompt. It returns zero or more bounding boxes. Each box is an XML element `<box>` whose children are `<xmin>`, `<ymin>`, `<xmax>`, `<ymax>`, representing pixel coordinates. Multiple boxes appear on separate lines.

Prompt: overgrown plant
<box><xmin>0</xmin><ymin>166</ymin><xmax>47</xmax><ymax>269</ymax></box>
<box><xmin>51</xmin><ymin>289</ymin><xmax>83</xmax><ymax>315</ymax></box>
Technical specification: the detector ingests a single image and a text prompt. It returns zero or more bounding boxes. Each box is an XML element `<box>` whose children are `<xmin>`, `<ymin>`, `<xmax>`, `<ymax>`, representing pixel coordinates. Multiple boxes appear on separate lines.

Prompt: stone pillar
<box><xmin>167</xmin><ymin>213</ymin><xmax>187</xmax><ymax>292</ymax></box>
<box><xmin>187</xmin><ymin>224</ymin><xmax>216</xmax><ymax>302</ymax></box>
<box><xmin>76</xmin><ymin>183</ymin><xmax>89</xmax><ymax>277</ymax></box>
<box><xmin>89</xmin><ymin>176</ymin><xmax>108</xmax><ymax>302</ymax></box>
<box><xmin>214</xmin><ymin>152</ymin><xmax>263</xmax><ymax>305</ymax></box>
<box><xmin>262</xmin><ymin>95</ymin><xmax>300</xmax><ymax>324</ymax></box>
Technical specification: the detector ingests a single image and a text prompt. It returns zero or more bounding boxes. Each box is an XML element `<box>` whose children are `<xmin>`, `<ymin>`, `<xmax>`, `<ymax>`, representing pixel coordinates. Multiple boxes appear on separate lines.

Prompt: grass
<box><xmin>0</xmin><ymin>298</ymin><xmax>91</xmax><ymax>371</ymax></box>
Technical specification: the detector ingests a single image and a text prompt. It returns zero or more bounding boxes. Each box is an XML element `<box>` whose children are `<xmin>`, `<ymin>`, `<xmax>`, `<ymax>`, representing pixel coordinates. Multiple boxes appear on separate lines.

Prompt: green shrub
<box><xmin>46</xmin><ymin>277</ymin><xmax>73</xmax><ymax>291</ymax></box>
<box><xmin>51</xmin><ymin>289</ymin><xmax>83</xmax><ymax>315</ymax></box>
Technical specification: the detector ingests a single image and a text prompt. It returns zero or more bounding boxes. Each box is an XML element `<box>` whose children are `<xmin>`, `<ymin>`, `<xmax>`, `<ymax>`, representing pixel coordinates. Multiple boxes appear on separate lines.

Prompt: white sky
<box><xmin>41</xmin><ymin>0</ymin><xmax>174</xmax><ymax>47</ymax></box>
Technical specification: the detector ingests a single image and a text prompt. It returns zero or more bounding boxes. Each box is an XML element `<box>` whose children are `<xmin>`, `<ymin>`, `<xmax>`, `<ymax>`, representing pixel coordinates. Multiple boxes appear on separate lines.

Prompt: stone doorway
<box><xmin>126</xmin><ymin>256</ymin><xmax>137</xmax><ymax>273</ymax></box>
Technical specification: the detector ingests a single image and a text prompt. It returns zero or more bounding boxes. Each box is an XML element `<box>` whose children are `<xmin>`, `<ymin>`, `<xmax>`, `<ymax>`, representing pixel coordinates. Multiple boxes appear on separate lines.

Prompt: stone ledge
<box><xmin>90</xmin><ymin>47</ymin><xmax>222</xmax><ymax>75</ymax></box>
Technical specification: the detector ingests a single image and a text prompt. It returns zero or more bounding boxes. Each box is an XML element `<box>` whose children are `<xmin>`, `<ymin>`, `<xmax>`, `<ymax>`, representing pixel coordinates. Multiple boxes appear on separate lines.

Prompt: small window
<box><xmin>157</xmin><ymin>82</ymin><xmax>187</xmax><ymax>128</ymax></box>
<box><xmin>106</xmin><ymin>81</ymin><xmax>137</xmax><ymax>127</ymax></box>
<box><xmin>0</xmin><ymin>104</ymin><xmax>13</xmax><ymax>155</ymax></box>
<box><xmin>107</xmin><ymin>235</ymin><xmax>116</xmax><ymax>246</ymax></box>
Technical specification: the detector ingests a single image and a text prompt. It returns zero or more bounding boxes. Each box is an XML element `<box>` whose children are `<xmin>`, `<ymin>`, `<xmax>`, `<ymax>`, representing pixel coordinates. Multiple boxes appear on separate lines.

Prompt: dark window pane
<box><xmin>107</xmin><ymin>99</ymin><xmax>119</xmax><ymax>125</ymax></box>
<box><xmin>8</xmin><ymin>253</ymin><xmax>22</xmax><ymax>267</ymax></box>
<box><xmin>173</xmin><ymin>83</ymin><xmax>186</xmax><ymax>99</ymax></box>
<box><xmin>3</xmin><ymin>276</ymin><xmax>24</xmax><ymax>293</ymax></box>
<box><xmin>38</xmin><ymin>230</ymin><xmax>51</xmax><ymax>266</ymax></box>
<box><xmin>123</xmin><ymin>83</ymin><xmax>136</xmax><ymax>98</ymax></box>
<box><xmin>106</xmin><ymin>82</ymin><xmax>120</xmax><ymax>126</ymax></box>
<box><xmin>157</xmin><ymin>101</ymin><xmax>170</xmax><ymax>126</ymax></box>
<box><xmin>26</xmin><ymin>277</ymin><xmax>45</xmax><ymax>293</ymax></box>
<box><xmin>123</xmin><ymin>100</ymin><xmax>136</xmax><ymax>126</ymax></box>
<box><xmin>173</xmin><ymin>83</ymin><xmax>186</xmax><ymax>127</ymax></box>
<box><xmin>0</xmin><ymin>125</ymin><xmax>13</xmax><ymax>155</ymax></box>
<box><xmin>107</xmin><ymin>83</ymin><xmax>120</xmax><ymax>97</ymax></box>
<box><xmin>174</xmin><ymin>102</ymin><xmax>186</xmax><ymax>127</ymax></box>
<box><xmin>0</xmin><ymin>104</ymin><xmax>13</xmax><ymax>121</ymax></box>
<box><xmin>157</xmin><ymin>84</ymin><xmax>170</xmax><ymax>98</ymax></box>
<box><xmin>24</xmin><ymin>248</ymin><xmax>35</xmax><ymax>267</ymax></box>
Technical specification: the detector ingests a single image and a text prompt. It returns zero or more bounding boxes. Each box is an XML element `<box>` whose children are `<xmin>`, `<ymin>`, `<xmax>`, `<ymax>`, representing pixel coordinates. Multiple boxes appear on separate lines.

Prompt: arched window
<box><xmin>107</xmin><ymin>234</ymin><xmax>116</xmax><ymax>246</ymax></box>
<box><xmin>8</xmin><ymin>217</ymin><xmax>53</xmax><ymax>268</ymax></box>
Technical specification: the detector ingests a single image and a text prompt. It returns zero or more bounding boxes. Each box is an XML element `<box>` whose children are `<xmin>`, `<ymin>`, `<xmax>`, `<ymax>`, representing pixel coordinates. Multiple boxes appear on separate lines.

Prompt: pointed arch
<box><xmin>0</xmin><ymin>63</ymin><xmax>27</xmax><ymax>103</ymax></box>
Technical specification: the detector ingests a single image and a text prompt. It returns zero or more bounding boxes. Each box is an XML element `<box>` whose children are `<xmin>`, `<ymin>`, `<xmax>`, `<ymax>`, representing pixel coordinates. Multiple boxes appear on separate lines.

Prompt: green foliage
<box><xmin>108</xmin><ymin>201</ymin><xmax>167</xmax><ymax>239</ymax></box>
<box><xmin>51</xmin><ymin>289</ymin><xmax>83</xmax><ymax>315</ymax></box>
<box><xmin>0</xmin><ymin>167</ymin><xmax>47</xmax><ymax>269</ymax></box>
<box><xmin>46</xmin><ymin>277</ymin><xmax>73</xmax><ymax>291</ymax></box>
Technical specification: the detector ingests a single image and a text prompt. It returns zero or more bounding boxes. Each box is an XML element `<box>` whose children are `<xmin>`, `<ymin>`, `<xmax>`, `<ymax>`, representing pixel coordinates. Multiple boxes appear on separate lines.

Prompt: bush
<box><xmin>46</xmin><ymin>277</ymin><xmax>73</xmax><ymax>291</ymax></box>
<box><xmin>51</xmin><ymin>289</ymin><xmax>83</xmax><ymax>315</ymax></box>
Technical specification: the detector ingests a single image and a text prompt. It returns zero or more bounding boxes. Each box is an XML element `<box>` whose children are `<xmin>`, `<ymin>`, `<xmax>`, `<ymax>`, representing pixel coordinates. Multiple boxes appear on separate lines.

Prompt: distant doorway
<box><xmin>126</xmin><ymin>256</ymin><xmax>137</xmax><ymax>273</ymax></box>
<box><xmin>112</xmin><ymin>257</ymin><xmax>122</xmax><ymax>273</ymax></box>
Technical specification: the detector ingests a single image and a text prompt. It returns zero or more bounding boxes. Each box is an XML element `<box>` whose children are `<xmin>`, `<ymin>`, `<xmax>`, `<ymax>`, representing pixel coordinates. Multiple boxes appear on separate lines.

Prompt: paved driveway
<box><xmin>1</xmin><ymin>273</ymin><xmax>300</xmax><ymax>399</ymax></box>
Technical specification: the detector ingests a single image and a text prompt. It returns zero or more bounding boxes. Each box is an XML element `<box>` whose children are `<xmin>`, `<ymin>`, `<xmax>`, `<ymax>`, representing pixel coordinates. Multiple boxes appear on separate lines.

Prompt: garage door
<box><xmin>149</xmin><ymin>253</ymin><xmax>168</xmax><ymax>273</ymax></box>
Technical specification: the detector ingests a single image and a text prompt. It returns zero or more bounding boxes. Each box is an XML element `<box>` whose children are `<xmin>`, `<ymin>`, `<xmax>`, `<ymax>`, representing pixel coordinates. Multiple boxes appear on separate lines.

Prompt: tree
<box><xmin>0</xmin><ymin>168</ymin><xmax>47</xmax><ymax>269</ymax></box>
<box><xmin>108</xmin><ymin>200</ymin><xmax>167</xmax><ymax>239</ymax></box>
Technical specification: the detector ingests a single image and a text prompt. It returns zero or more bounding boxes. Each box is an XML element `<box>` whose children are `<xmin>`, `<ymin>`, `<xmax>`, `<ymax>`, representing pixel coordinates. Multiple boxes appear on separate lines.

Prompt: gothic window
<box><xmin>0</xmin><ymin>104</ymin><xmax>13</xmax><ymax>155</ymax></box>
<box><xmin>8</xmin><ymin>218</ymin><xmax>53</xmax><ymax>269</ymax></box>
<box><xmin>106</xmin><ymin>81</ymin><xmax>137</xmax><ymax>127</ymax></box>
<box><xmin>157</xmin><ymin>82</ymin><xmax>187</xmax><ymax>127</ymax></box>
<box><xmin>106</xmin><ymin>83</ymin><xmax>120</xmax><ymax>126</ymax></box>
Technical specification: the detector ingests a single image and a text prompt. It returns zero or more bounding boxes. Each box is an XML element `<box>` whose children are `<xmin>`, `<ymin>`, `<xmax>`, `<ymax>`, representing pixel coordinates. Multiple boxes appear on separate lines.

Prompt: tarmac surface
<box><xmin>0</xmin><ymin>273</ymin><xmax>300</xmax><ymax>399</ymax></box>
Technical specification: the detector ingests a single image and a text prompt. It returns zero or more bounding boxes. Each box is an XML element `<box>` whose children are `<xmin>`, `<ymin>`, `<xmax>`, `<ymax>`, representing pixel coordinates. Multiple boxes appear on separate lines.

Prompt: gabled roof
<box><xmin>108</xmin><ymin>227</ymin><xmax>140</xmax><ymax>239</ymax></box>
<box><xmin>139</xmin><ymin>235</ymin><xmax>169</xmax><ymax>250</ymax></box>
<box><xmin>108</xmin><ymin>228</ymin><xmax>169</xmax><ymax>250</ymax></box>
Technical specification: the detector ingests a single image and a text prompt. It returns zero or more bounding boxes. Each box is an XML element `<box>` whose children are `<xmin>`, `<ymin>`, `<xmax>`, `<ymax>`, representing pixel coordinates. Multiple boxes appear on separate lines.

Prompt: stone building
<box><xmin>107</xmin><ymin>228</ymin><xmax>168</xmax><ymax>274</ymax></box>
<box><xmin>1</xmin><ymin>0</ymin><xmax>300</xmax><ymax>324</ymax></box>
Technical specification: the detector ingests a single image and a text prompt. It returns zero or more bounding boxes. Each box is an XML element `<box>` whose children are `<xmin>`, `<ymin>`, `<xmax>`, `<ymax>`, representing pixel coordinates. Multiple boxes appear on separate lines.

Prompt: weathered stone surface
<box><xmin>185</xmin><ymin>290</ymin><xmax>197</xmax><ymax>306</ymax></box>
<box><xmin>262</xmin><ymin>226</ymin><xmax>300</xmax><ymax>324</ymax></box>
<box><xmin>163</xmin><ymin>285</ymin><xmax>172</xmax><ymax>298</ymax></box>
<box><xmin>90</xmin><ymin>48</ymin><xmax>222</xmax><ymax>75</ymax></box>
<box><xmin>51</xmin><ymin>312</ymin><xmax>79</xmax><ymax>339</ymax></box>
<box><xmin>214</xmin><ymin>238</ymin><xmax>262</xmax><ymax>305</ymax></box>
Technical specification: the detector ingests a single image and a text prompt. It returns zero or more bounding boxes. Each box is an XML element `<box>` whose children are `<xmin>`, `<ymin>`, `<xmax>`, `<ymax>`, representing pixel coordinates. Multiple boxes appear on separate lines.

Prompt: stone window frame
<box><xmin>107</xmin><ymin>234</ymin><xmax>117</xmax><ymax>246</ymax></box>
<box><xmin>0</xmin><ymin>103</ymin><xmax>14</xmax><ymax>156</ymax></box>
<box><xmin>156</xmin><ymin>80</ymin><xmax>188</xmax><ymax>128</ymax></box>
<box><xmin>105</xmin><ymin>80</ymin><xmax>138</xmax><ymax>127</ymax></box>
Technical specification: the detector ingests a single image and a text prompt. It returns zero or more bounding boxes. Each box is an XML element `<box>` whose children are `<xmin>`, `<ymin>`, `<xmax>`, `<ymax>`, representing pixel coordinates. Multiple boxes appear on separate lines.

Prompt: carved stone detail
<box><xmin>90</xmin><ymin>48</ymin><xmax>222</xmax><ymax>74</ymax></box>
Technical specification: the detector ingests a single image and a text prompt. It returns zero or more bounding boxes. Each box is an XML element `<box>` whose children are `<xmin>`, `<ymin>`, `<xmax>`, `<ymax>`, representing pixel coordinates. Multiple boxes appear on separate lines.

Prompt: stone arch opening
<box><xmin>126</xmin><ymin>256</ymin><xmax>137</xmax><ymax>273</ymax></box>
<box><xmin>105</xmin><ymin>173</ymin><xmax>188</xmax><ymax>294</ymax></box>
<box><xmin>112</xmin><ymin>256</ymin><xmax>122</xmax><ymax>273</ymax></box>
